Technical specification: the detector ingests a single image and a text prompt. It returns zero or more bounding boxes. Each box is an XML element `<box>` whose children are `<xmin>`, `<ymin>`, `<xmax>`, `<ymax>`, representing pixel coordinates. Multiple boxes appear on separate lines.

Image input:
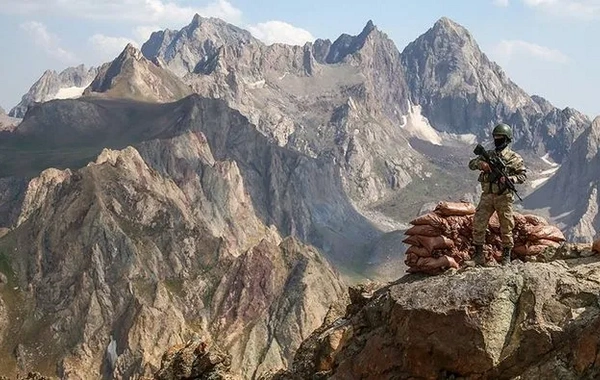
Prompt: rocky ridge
<box><xmin>0</xmin><ymin>115</ymin><xmax>347</xmax><ymax>378</ymax></box>
<box><xmin>84</xmin><ymin>44</ymin><xmax>192</xmax><ymax>103</ymax></box>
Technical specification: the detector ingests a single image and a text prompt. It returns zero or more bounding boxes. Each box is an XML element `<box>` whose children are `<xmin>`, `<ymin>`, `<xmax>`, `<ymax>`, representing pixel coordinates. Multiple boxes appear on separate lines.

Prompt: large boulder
<box><xmin>272</xmin><ymin>253</ymin><xmax>600</xmax><ymax>379</ymax></box>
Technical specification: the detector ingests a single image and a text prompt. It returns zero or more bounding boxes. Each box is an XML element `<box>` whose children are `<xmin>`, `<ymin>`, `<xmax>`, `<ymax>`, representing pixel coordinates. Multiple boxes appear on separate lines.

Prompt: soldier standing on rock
<box><xmin>468</xmin><ymin>123</ymin><xmax>527</xmax><ymax>266</ymax></box>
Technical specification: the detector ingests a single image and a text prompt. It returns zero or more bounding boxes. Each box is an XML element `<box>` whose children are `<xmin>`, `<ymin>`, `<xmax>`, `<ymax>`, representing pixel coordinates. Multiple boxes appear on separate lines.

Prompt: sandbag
<box><xmin>512</xmin><ymin>245</ymin><xmax>528</xmax><ymax>257</ymax></box>
<box><xmin>524</xmin><ymin>244</ymin><xmax>550</xmax><ymax>256</ymax></box>
<box><xmin>594</xmin><ymin>239</ymin><xmax>600</xmax><ymax>254</ymax></box>
<box><xmin>416</xmin><ymin>235</ymin><xmax>455</xmax><ymax>253</ymax></box>
<box><xmin>488</xmin><ymin>245</ymin><xmax>503</xmax><ymax>261</ymax></box>
<box><xmin>434</xmin><ymin>201</ymin><xmax>476</xmax><ymax>217</ymax></box>
<box><xmin>402</xmin><ymin>236</ymin><xmax>421</xmax><ymax>246</ymax></box>
<box><xmin>406</xmin><ymin>245</ymin><xmax>431</xmax><ymax>258</ymax></box>
<box><xmin>410</xmin><ymin>212</ymin><xmax>447</xmax><ymax>228</ymax></box>
<box><xmin>527</xmin><ymin>225</ymin><xmax>565</xmax><ymax>242</ymax></box>
<box><xmin>513</xmin><ymin>213</ymin><xmax>527</xmax><ymax>226</ymax></box>
<box><xmin>409</xmin><ymin>255</ymin><xmax>460</xmax><ymax>274</ymax></box>
<box><xmin>405</xmin><ymin>224</ymin><xmax>443</xmax><ymax>237</ymax></box>
<box><xmin>488</xmin><ymin>212</ymin><xmax>500</xmax><ymax>231</ymax></box>
<box><xmin>404</xmin><ymin>251</ymin><xmax>419</xmax><ymax>266</ymax></box>
<box><xmin>523</xmin><ymin>214</ymin><xmax>548</xmax><ymax>226</ymax></box>
<box><xmin>513</xmin><ymin>244</ymin><xmax>551</xmax><ymax>256</ymax></box>
<box><xmin>532</xmin><ymin>239</ymin><xmax>561</xmax><ymax>248</ymax></box>
<box><xmin>448</xmin><ymin>247</ymin><xmax>470</xmax><ymax>263</ymax></box>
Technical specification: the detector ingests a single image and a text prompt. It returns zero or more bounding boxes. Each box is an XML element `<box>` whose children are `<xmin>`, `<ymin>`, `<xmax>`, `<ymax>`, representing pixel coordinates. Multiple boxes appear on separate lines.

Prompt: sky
<box><xmin>0</xmin><ymin>0</ymin><xmax>599</xmax><ymax>118</ymax></box>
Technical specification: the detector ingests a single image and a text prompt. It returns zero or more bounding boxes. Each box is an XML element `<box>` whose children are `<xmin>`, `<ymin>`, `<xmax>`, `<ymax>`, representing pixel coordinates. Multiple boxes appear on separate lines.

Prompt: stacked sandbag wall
<box><xmin>403</xmin><ymin>201</ymin><xmax>566</xmax><ymax>274</ymax></box>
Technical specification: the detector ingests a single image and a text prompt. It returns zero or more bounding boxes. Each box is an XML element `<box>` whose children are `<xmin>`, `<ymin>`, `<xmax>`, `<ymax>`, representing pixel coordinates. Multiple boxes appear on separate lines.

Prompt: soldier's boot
<box><xmin>467</xmin><ymin>245</ymin><xmax>485</xmax><ymax>267</ymax></box>
<box><xmin>501</xmin><ymin>247</ymin><xmax>512</xmax><ymax>266</ymax></box>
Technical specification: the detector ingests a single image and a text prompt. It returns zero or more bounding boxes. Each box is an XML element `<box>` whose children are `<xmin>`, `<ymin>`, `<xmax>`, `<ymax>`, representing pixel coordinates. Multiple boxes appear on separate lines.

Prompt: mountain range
<box><xmin>1</xmin><ymin>13</ymin><xmax>598</xmax><ymax>379</ymax></box>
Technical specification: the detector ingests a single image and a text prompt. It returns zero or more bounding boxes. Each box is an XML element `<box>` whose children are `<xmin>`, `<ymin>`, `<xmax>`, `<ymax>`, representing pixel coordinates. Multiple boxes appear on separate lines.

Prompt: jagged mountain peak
<box><xmin>361</xmin><ymin>19</ymin><xmax>376</xmax><ymax>34</ymax></box>
<box><xmin>141</xmin><ymin>14</ymin><xmax>258</xmax><ymax>77</ymax></box>
<box><xmin>120</xmin><ymin>42</ymin><xmax>144</xmax><ymax>60</ymax></box>
<box><xmin>405</xmin><ymin>16</ymin><xmax>483</xmax><ymax>64</ymax></box>
<box><xmin>83</xmin><ymin>43</ymin><xmax>191</xmax><ymax>102</ymax></box>
<box><xmin>324</xmin><ymin>19</ymin><xmax>395</xmax><ymax>64</ymax></box>
<box><xmin>432</xmin><ymin>16</ymin><xmax>470</xmax><ymax>34</ymax></box>
<box><xmin>188</xmin><ymin>13</ymin><xmax>238</xmax><ymax>29</ymax></box>
<box><xmin>185</xmin><ymin>14</ymin><xmax>255</xmax><ymax>42</ymax></box>
<box><xmin>427</xmin><ymin>17</ymin><xmax>481</xmax><ymax>53</ymax></box>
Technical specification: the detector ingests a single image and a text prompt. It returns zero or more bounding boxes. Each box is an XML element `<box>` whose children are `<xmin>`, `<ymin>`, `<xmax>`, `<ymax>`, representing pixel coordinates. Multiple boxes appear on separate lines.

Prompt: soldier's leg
<box><xmin>472</xmin><ymin>194</ymin><xmax>495</xmax><ymax>246</ymax></box>
<box><xmin>496</xmin><ymin>193</ymin><xmax>515</xmax><ymax>264</ymax></box>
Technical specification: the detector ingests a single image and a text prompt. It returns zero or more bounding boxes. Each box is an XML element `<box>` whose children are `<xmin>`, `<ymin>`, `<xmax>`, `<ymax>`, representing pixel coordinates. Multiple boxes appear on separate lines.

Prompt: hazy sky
<box><xmin>0</xmin><ymin>0</ymin><xmax>599</xmax><ymax>117</ymax></box>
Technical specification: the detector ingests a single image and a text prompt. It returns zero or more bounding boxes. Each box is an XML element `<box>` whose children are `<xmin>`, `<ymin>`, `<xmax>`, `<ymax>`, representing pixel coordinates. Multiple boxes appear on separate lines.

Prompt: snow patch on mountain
<box><xmin>541</xmin><ymin>153</ymin><xmax>559</xmax><ymax>167</ymax></box>
<box><xmin>53</xmin><ymin>85</ymin><xmax>88</xmax><ymax>100</ymax></box>
<box><xmin>401</xmin><ymin>104</ymin><xmax>442</xmax><ymax>145</ymax></box>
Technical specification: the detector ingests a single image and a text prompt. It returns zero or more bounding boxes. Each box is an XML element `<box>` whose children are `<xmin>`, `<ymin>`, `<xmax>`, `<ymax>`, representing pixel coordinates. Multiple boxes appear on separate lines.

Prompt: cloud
<box><xmin>10</xmin><ymin>1</ymin><xmax>317</xmax><ymax>61</ymax></box>
<box><xmin>247</xmin><ymin>21</ymin><xmax>315</xmax><ymax>46</ymax></box>
<box><xmin>493</xmin><ymin>0</ymin><xmax>510</xmax><ymax>7</ymax></box>
<box><xmin>492</xmin><ymin>40</ymin><xmax>570</xmax><ymax>64</ymax></box>
<box><xmin>522</xmin><ymin>0</ymin><xmax>600</xmax><ymax>20</ymax></box>
<box><xmin>19</xmin><ymin>21</ymin><xmax>78</xmax><ymax>63</ymax></box>
<box><xmin>1</xmin><ymin>0</ymin><xmax>243</xmax><ymax>25</ymax></box>
<box><xmin>89</xmin><ymin>34</ymin><xmax>138</xmax><ymax>60</ymax></box>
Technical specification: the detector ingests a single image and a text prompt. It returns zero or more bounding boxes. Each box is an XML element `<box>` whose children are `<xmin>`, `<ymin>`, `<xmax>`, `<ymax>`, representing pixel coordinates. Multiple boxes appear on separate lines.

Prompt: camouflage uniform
<box><xmin>469</xmin><ymin>147</ymin><xmax>527</xmax><ymax>248</ymax></box>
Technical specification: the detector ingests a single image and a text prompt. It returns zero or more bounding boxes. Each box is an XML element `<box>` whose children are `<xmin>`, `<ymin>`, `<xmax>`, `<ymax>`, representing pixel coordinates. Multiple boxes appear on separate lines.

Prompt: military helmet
<box><xmin>492</xmin><ymin>123</ymin><xmax>513</xmax><ymax>140</ymax></box>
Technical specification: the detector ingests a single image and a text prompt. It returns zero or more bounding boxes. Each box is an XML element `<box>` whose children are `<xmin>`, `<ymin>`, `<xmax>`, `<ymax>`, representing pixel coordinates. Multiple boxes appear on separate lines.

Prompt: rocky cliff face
<box><xmin>84</xmin><ymin>44</ymin><xmax>192</xmax><ymax>103</ymax></box>
<box><xmin>269</xmin><ymin>246</ymin><xmax>600</xmax><ymax>380</ymax></box>
<box><xmin>140</xmin><ymin>15</ymin><xmax>424</xmax><ymax>210</ymax></box>
<box><xmin>3</xmin><ymin>94</ymin><xmax>380</xmax><ymax>267</ymax></box>
<box><xmin>526</xmin><ymin>116</ymin><xmax>600</xmax><ymax>243</ymax></box>
<box><xmin>400</xmin><ymin>17</ymin><xmax>589</xmax><ymax>162</ymax></box>
<box><xmin>9</xmin><ymin>65</ymin><xmax>99</xmax><ymax>118</ymax></box>
<box><xmin>0</xmin><ymin>117</ymin><xmax>347</xmax><ymax>378</ymax></box>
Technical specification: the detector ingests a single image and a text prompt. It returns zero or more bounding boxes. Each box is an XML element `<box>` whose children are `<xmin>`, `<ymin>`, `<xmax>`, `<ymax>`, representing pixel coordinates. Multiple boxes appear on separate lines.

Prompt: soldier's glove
<box><xmin>479</xmin><ymin>162</ymin><xmax>491</xmax><ymax>172</ymax></box>
<box><xmin>499</xmin><ymin>176</ymin><xmax>507</xmax><ymax>184</ymax></box>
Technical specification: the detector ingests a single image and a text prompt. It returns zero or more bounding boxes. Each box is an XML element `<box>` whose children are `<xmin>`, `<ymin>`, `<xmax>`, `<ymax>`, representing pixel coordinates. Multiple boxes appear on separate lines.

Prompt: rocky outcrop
<box><xmin>152</xmin><ymin>336</ymin><xmax>240</xmax><ymax>380</ymax></box>
<box><xmin>84</xmin><ymin>44</ymin><xmax>192</xmax><ymax>103</ymax></box>
<box><xmin>271</xmin><ymin>247</ymin><xmax>600</xmax><ymax>379</ymax></box>
<box><xmin>0</xmin><ymin>114</ymin><xmax>20</xmax><ymax>132</ymax></box>
<box><xmin>526</xmin><ymin>116</ymin><xmax>600</xmax><ymax>242</ymax></box>
<box><xmin>0</xmin><ymin>104</ymin><xmax>20</xmax><ymax>132</ymax></box>
<box><xmin>9</xmin><ymin>65</ymin><xmax>98</xmax><ymax>118</ymax></box>
<box><xmin>0</xmin><ymin>128</ymin><xmax>347</xmax><ymax>378</ymax></box>
<box><xmin>400</xmin><ymin>17</ymin><xmax>589</xmax><ymax>161</ymax></box>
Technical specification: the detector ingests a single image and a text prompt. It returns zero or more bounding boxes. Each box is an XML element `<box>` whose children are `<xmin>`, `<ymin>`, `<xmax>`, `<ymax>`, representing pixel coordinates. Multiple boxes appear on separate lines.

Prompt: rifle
<box><xmin>473</xmin><ymin>144</ymin><xmax>523</xmax><ymax>201</ymax></box>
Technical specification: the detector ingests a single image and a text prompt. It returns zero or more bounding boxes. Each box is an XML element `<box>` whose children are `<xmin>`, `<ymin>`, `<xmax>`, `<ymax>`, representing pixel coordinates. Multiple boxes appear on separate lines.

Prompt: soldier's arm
<box><xmin>508</xmin><ymin>156</ymin><xmax>527</xmax><ymax>184</ymax></box>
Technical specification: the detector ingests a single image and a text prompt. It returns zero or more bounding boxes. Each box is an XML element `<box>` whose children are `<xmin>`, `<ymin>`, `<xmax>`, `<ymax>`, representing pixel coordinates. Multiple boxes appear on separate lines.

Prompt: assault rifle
<box><xmin>473</xmin><ymin>144</ymin><xmax>523</xmax><ymax>201</ymax></box>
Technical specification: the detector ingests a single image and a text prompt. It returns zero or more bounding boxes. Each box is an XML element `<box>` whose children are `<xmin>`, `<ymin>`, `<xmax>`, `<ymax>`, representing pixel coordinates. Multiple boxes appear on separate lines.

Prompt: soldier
<box><xmin>468</xmin><ymin>123</ymin><xmax>527</xmax><ymax>266</ymax></box>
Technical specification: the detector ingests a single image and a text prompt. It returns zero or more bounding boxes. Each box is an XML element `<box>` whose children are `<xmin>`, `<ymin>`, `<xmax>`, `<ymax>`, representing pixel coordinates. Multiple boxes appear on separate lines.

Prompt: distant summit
<box><xmin>84</xmin><ymin>44</ymin><xmax>192</xmax><ymax>102</ymax></box>
<box><xmin>400</xmin><ymin>16</ymin><xmax>589</xmax><ymax>160</ymax></box>
<box><xmin>9</xmin><ymin>64</ymin><xmax>99</xmax><ymax>118</ymax></box>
